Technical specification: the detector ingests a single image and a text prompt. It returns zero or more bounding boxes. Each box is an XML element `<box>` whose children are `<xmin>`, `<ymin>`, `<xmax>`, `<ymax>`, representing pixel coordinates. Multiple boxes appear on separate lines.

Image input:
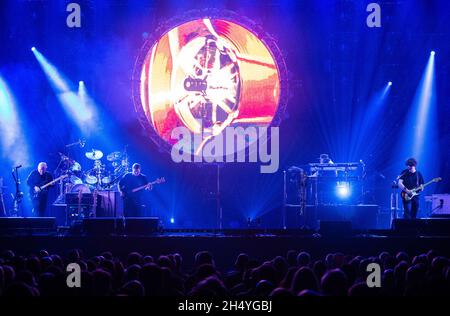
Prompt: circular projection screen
<box><xmin>137</xmin><ymin>18</ymin><xmax>284</xmax><ymax>155</ymax></box>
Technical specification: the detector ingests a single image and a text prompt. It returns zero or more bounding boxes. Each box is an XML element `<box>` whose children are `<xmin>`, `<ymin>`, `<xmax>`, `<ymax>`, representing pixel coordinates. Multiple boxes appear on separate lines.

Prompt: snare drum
<box><xmin>84</xmin><ymin>171</ymin><xmax>98</xmax><ymax>185</ymax></box>
<box><xmin>101</xmin><ymin>174</ymin><xmax>112</xmax><ymax>185</ymax></box>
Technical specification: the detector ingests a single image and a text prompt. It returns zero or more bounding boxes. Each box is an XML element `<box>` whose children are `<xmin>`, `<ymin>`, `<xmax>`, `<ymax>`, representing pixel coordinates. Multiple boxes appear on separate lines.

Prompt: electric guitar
<box><xmin>32</xmin><ymin>174</ymin><xmax>68</xmax><ymax>198</ymax></box>
<box><xmin>401</xmin><ymin>177</ymin><xmax>442</xmax><ymax>202</ymax></box>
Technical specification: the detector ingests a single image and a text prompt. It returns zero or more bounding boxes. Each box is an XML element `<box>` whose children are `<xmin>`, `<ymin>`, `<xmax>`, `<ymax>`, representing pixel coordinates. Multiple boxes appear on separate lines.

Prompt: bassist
<box><xmin>397</xmin><ymin>158</ymin><xmax>424</xmax><ymax>219</ymax></box>
<box><xmin>118</xmin><ymin>163</ymin><xmax>152</xmax><ymax>217</ymax></box>
<box><xmin>26</xmin><ymin>162</ymin><xmax>54</xmax><ymax>217</ymax></box>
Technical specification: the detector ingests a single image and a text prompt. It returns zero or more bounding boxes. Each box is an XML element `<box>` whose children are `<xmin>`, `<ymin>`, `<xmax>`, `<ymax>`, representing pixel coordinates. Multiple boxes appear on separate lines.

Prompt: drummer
<box><xmin>71</xmin><ymin>161</ymin><xmax>82</xmax><ymax>177</ymax></box>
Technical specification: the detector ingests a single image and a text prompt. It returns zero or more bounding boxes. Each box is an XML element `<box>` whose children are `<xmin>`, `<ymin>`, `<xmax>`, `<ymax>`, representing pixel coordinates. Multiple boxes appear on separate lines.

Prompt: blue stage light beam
<box><xmin>412</xmin><ymin>52</ymin><xmax>436</xmax><ymax>159</ymax></box>
<box><xmin>78</xmin><ymin>80</ymin><xmax>90</xmax><ymax>115</ymax></box>
<box><xmin>396</xmin><ymin>51</ymin><xmax>438</xmax><ymax>180</ymax></box>
<box><xmin>32</xmin><ymin>48</ymin><xmax>97</xmax><ymax>134</ymax></box>
<box><xmin>0</xmin><ymin>76</ymin><xmax>31</xmax><ymax>166</ymax></box>
<box><xmin>350</xmin><ymin>81</ymin><xmax>392</xmax><ymax>159</ymax></box>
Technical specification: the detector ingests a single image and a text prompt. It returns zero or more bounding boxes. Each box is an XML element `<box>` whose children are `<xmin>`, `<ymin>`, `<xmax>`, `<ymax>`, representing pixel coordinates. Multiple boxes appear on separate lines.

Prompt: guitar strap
<box><xmin>396</xmin><ymin>170</ymin><xmax>407</xmax><ymax>180</ymax></box>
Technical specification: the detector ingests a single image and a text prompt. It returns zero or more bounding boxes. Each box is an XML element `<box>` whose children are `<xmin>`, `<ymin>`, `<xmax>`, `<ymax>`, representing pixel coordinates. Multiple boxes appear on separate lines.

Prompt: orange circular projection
<box><xmin>138</xmin><ymin>18</ymin><xmax>283</xmax><ymax>152</ymax></box>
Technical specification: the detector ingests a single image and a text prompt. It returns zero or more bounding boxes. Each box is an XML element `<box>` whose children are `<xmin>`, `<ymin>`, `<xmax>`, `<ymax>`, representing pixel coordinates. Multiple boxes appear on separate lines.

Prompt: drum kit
<box><xmin>54</xmin><ymin>147</ymin><xmax>129</xmax><ymax>203</ymax></box>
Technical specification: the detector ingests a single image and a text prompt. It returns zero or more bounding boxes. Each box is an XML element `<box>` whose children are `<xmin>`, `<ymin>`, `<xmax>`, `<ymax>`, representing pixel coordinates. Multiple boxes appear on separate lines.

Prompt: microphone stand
<box><xmin>11</xmin><ymin>166</ymin><xmax>23</xmax><ymax>217</ymax></box>
<box><xmin>53</xmin><ymin>153</ymin><xmax>68</xmax><ymax>205</ymax></box>
<box><xmin>0</xmin><ymin>177</ymin><xmax>6</xmax><ymax>217</ymax></box>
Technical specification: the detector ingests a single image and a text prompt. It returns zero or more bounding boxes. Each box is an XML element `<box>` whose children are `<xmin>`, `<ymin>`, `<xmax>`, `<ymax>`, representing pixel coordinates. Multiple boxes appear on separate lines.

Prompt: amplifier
<box><xmin>65</xmin><ymin>191</ymin><xmax>123</xmax><ymax>217</ymax></box>
<box><xmin>65</xmin><ymin>193</ymin><xmax>95</xmax><ymax>205</ymax></box>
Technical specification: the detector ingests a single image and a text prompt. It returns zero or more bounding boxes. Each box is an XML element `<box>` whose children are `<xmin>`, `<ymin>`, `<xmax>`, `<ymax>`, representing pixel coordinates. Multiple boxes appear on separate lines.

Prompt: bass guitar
<box><xmin>121</xmin><ymin>177</ymin><xmax>166</xmax><ymax>197</ymax></box>
<box><xmin>131</xmin><ymin>177</ymin><xmax>166</xmax><ymax>193</ymax></box>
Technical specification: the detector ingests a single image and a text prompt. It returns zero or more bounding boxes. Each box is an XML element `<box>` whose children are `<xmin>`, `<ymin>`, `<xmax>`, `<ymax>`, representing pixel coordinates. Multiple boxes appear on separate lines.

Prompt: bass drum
<box><xmin>70</xmin><ymin>184</ymin><xmax>91</xmax><ymax>194</ymax></box>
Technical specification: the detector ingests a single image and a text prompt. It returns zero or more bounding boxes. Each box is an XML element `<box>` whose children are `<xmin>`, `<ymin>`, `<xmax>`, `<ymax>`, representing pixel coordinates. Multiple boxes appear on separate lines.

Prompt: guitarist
<box><xmin>26</xmin><ymin>162</ymin><xmax>54</xmax><ymax>217</ymax></box>
<box><xmin>118</xmin><ymin>163</ymin><xmax>152</xmax><ymax>217</ymax></box>
<box><xmin>397</xmin><ymin>158</ymin><xmax>424</xmax><ymax>219</ymax></box>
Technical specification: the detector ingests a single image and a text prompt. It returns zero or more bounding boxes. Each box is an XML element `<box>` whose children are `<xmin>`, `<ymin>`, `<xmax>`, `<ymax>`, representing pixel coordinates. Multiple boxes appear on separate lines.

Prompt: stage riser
<box><xmin>319</xmin><ymin>221</ymin><xmax>353</xmax><ymax>237</ymax></box>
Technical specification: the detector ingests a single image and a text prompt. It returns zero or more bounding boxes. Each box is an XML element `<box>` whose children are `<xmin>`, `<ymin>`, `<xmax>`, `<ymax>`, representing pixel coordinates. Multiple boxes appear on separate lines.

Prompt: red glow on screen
<box><xmin>139</xmin><ymin>18</ymin><xmax>281</xmax><ymax>145</ymax></box>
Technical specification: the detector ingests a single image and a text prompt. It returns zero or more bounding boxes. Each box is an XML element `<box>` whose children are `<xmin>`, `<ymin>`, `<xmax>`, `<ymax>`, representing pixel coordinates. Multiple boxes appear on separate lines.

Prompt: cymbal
<box><xmin>85</xmin><ymin>149</ymin><xmax>103</xmax><ymax>160</ymax></box>
<box><xmin>107</xmin><ymin>151</ymin><xmax>122</xmax><ymax>161</ymax></box>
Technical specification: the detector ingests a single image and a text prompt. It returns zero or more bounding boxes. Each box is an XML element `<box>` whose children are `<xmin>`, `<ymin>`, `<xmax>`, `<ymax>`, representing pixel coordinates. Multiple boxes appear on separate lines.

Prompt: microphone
<box><xmin>66</xmin><ymin>138</ymin><xmax>86</xmax><ymax>148</ymax></box>
<box><xmin>14</xmin><ymin>165</ymin><xmax>22</xmax><ymax>169</ymax></box>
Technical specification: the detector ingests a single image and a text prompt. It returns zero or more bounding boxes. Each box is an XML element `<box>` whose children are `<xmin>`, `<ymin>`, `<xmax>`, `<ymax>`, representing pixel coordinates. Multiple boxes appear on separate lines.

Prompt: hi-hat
<box><xmin>107</xmin><ymin>151</ymin><xmax>122</xmax><ymax>161</ymax></box>
<box><xmin>85</xmin><ymin>149</ymin><xmax>103</xmax><ymax>160</ymax></box>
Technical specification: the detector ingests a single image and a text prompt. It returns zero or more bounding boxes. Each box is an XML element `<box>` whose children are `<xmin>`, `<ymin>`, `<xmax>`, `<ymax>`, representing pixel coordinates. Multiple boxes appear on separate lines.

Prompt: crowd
<box><xmin>0</xmin><ymin>248</ymin><xmax>449</xmax><ymax>296</ymax></box>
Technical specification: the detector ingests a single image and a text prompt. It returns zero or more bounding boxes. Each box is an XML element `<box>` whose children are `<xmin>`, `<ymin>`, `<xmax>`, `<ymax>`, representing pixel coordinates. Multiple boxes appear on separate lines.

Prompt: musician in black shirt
<box><xmin>118</xmin><ymin>163</ymin><xmax>152</xmax><ymax>217</ymax></box>
<box><xmin>26</xmin><ymin>162</ymin><xmax>54</xmax><ymax>217</ymax></box>
<box><xmin>397</xmin><ymin>158</ymin><xmax>424</xmax><ymax>219</ymax></box>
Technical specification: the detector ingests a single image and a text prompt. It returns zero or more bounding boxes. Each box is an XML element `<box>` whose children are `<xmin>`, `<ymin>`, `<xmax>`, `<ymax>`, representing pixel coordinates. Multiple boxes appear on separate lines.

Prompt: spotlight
<box><xmin>31</xmin><ymin>47</ymin><xmax>36</xmax><ymax>52</ymax></box>
<box><xmin>32</xmin><ymin>49</ymin><xmax>96</xmax><ymax>131</ymax></box>
<box><xmin>336</xmin><ymin>182</ymin><xmax>351</xmax><ymax>199</ymax></box>
<box><xmin>79</xmin><ymin>80</ymin><xmax>84</xmax><ymax>85</ymax></box>
<box><xmin>388</xmin><ymin>81</ymin><xmax>392</xmax><ymax>86</ymax></box>
<box><xmin>170</xmin><ymin>217</ymin><xmax>175</xmax><ymax>224</ymax></box>
<box><xmin>430</xmin><ymin>51</ymin><xmax>435</xmax><ymax>56</ymax></box>
<box><xmin>0</xmin><ymin>76</ymin><xmax>31</xmax><ymax>166</ymax></box>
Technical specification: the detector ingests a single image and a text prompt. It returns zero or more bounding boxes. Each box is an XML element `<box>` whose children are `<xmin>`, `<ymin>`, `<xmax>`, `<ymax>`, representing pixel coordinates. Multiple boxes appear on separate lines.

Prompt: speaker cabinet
<box><xmin>124</xmin><ymin>217</ymin><xmax>161</xmax><ymax>235</ymax></box>
<box><xmin>82</xmin><ymin>218</ymin><xmax>123</xmax><ymax>235</ymax></box>
<box><xmin>0</xmin><ymin>217</ymin><xmax>56</xmax><ymax>234</ymax></box>
<box><xmin>393</xmin><ymin>218</ymin><xmax>450</xmax><ymax>235</ymax></box>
